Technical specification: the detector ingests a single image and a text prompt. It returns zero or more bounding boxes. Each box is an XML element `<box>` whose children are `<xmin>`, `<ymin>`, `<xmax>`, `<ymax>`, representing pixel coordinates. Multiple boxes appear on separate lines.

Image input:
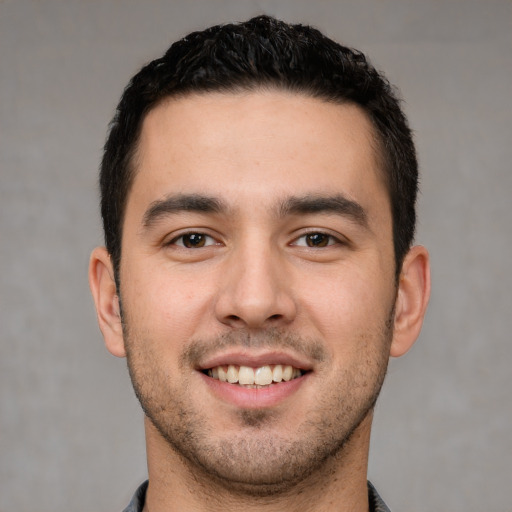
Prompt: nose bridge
<box><xmin>215</xmin><ymin>231</ymin><xmax>296</xmax><ymax>328</ymax></box>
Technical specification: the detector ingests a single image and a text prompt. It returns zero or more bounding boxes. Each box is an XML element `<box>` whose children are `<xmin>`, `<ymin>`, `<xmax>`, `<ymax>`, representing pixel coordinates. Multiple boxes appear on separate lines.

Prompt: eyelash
<box><xmin>292</xmin><ymin>232</ymin><xmax>342</xmax><ymax>248</ymax></box>
<box><xmin>167</xmin><ymin>231</ymin><xmax>343</xmax><ymax>249</ymax></box>
<box><xmin>169</xmin><ymin>232</ymin><xmax>219</xmax><ymax>249</ymax></box>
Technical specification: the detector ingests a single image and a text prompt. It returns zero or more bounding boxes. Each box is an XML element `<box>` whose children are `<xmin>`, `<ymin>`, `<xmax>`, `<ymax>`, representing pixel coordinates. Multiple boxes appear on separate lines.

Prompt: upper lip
<box><xmin>197</xmin><ymin>350</ymin><xmax>314</xmax><ymax>371</ymax></box>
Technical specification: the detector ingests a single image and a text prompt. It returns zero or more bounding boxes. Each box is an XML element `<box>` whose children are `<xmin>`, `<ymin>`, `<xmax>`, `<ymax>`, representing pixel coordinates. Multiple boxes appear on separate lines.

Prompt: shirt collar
<box><xmin>123</xmin><ymin>479</ymin><xmax>390</xmax><ymax>512</ymax></box>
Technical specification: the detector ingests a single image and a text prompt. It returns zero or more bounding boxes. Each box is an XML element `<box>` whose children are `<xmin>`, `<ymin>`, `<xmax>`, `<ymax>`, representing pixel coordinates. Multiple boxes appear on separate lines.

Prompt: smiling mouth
<box><xmin>204</xmin><ymin>364</ymin><xmax>305</xmax><ymax>388</ymax></box>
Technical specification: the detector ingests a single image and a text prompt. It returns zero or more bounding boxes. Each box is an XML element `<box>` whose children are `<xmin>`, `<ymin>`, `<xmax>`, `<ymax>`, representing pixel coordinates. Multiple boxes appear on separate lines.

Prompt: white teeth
<box><xmin>227</xmin><ymin>365</ymin><xmax>238</xmax><ymax>383</ymax></box>
<box><xmin>207</xmin><ymin>364</ymin><xmax>303</xmax><ymax>386</ymax></box>
<box><xmin>272</xmin><ymin>365</ymin><xmax>283</xmax><ymax>382</ymax></box>
<box><xmin>282</xmin><ymin>365</ymin><xmax>293</xmax><ymax>381</ymax></box>
<box><xmin>254</xmin><ymin>365</ymin><xmax>273</xmax><ymax>386</ymax></box>
<box><xmin>218</xmin><ymin>366</ymin><xmax>227</xmax><ymax>382</ymax></box>
<box><xmin>238</xmin><ymin>365</ymin><xmax>255</xmax><ymax>385</ymax></box>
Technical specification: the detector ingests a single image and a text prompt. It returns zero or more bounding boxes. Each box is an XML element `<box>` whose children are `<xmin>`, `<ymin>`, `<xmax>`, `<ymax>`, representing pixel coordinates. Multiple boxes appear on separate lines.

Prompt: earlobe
<box><xmin>88</xmin><ymin>247</ymin><xmax>127</xmax><ymax>358</ymax></box>
<box><xmin>390</xmin><ymin>245</ymin><xmax>431</xmax><ymax>358</ymax></box>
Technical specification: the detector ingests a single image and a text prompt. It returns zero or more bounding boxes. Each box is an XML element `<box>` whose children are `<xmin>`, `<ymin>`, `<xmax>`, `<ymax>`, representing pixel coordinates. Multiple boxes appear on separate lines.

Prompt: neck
<box><xmin>142</xmin><ymin>414</ymin><xmax>373</xmax><ymax>512</ymax></box>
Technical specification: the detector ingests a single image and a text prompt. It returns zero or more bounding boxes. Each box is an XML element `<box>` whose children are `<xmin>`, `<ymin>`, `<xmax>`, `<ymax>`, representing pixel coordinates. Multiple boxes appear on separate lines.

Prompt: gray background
<box><xmin>1</xmin><ymin>1</ymin><xmax>511</xmax><ymax>511</ymax></box>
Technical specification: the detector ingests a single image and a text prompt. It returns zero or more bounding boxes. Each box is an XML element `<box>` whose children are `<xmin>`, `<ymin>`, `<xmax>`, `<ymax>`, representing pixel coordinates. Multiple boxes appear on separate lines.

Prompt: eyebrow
<box><xmin>141</xmin><ymin>192</ymin><xmax>368</xmax><ymax>229</ymax></box>
<box><xmin>278</xmin><ymin>194</ymin><xmax>368</xmax><ymax>227</ymax></box>
<box><xmin>142</xmin><ymin>193</ymin><xmax>227</xmax><ymax>228</ymax></box>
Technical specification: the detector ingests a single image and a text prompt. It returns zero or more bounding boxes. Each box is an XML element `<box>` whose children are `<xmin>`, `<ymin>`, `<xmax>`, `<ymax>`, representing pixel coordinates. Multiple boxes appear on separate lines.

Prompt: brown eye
<box><xmin>176</xmin><ymin>233</ymin><xmax>212</xmax><ymax>248</ymax></box>
<box><xmin>305</xmin><ymin>233</ymin><xmax>331</xmax><ymax>247</ymax></box>
<box><xmin>182</xmin><ymin>233</ymin><xmax>206</xmax><ymax>248</ymax></box>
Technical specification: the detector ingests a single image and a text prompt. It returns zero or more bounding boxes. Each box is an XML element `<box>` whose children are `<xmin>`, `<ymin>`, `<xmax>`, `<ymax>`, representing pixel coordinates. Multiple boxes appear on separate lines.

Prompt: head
<box><xmin>100</xmin><ymin>15</ymin><xmax>418</xmax><ymax>286</ymax></box>
<box><xmin>90</xmin><ymin>16</ymin><xmax>430</xmax><ymax>499</ymax></box>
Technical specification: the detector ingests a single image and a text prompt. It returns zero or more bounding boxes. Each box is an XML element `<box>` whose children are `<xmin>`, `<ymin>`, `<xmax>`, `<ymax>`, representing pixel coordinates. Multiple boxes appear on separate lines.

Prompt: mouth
<box><xmin>203</xmin><ymin>364</ymin><xmax>305</xmax><ymax>388</ymax></box>
<box><xmin>197</xmin><ymin>351</ymin><xmax>314</xmax><ymax>408</ymax></box>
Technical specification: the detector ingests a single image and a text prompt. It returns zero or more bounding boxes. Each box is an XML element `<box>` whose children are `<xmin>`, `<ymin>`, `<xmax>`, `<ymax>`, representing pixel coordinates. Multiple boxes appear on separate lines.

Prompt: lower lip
<box><xmin>199</xmin><ymin>372</ymin><xmax>309</xmax><ymax>409</ymax></box>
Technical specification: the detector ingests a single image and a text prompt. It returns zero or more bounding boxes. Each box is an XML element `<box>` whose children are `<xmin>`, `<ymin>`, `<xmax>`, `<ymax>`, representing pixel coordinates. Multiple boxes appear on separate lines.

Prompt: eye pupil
<box><xmin>306</xmin><ymin>233</ymin><xmax>329</xmax><ymax>247</ymax></box>
<box><xmin>183</xmin><ymin>233</ymin><xmax>206</xmax><ymax>248</ymax></box>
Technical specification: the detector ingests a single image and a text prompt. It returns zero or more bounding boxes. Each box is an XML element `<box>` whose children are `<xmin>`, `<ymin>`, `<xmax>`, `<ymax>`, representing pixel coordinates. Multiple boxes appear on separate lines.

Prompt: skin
<box><xmin>89</xmin><ymin>90</ymin><xmax>430</xmax><ymax>512</ymax></box>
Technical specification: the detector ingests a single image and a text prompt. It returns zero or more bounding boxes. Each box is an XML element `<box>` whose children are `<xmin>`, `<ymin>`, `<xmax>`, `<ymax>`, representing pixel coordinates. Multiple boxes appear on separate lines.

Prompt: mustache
<box><xmin>180</xmin><ymin>328</ymin><xmax>327</xmax><ymax>368</ymax></box>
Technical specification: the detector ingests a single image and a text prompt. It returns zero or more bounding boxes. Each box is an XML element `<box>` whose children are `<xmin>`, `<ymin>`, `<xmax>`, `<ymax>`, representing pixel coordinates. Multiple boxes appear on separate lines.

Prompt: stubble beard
<box><xmin>122</xmin><ymin>318</ymin><xmax>394</xmax><ymax>497</ymax></box>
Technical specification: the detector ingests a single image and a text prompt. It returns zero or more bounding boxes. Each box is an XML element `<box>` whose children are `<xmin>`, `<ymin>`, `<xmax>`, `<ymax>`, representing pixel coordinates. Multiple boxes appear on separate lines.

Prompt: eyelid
<box><xmin>166</xmin><ymin>230</ymin><xmax>222</xmax><ymax>248</ymax></box>
<box><xmin>290</xmin><ymin>230</ymin><xmax>346</xmax><ymax>248</ymax></box>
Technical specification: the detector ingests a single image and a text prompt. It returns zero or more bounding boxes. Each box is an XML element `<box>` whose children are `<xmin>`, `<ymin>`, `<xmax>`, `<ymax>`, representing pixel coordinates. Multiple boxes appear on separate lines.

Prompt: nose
<box><xmin>214</xmin><ymin>241</ymin><xmax>297</xmax><ymax>330</ymax></box>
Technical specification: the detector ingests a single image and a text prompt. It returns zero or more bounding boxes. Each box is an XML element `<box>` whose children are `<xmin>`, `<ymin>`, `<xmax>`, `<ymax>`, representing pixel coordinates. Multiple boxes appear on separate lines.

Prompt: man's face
<box><xmin>119</xmin><ymin>91</ymin><xmax>397</xmax><ymax>491</ymax></box>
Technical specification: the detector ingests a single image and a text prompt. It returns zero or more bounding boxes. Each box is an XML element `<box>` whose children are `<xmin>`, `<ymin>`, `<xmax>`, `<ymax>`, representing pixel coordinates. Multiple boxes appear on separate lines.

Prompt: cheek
<box><xmin>120</xmin><ymin>261</ymin><xmax>216</xmax><ymax>343</ymax></box>
<box><xmin>299</xmin><ymin>265</ymin><xmax>394</xmax><ymax>345</ymax></box>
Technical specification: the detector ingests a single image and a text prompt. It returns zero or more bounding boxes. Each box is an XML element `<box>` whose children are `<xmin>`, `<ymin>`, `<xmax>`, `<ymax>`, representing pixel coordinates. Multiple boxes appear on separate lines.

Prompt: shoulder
<box><xmin>122</xmin><ymin>480</ymin><xmax>148</xmax><ymax>512</ymax></box>
<box><xmin>368</xmin><ymin>481</ymin><xmax>391</xmax><ymax>512</ymax></box>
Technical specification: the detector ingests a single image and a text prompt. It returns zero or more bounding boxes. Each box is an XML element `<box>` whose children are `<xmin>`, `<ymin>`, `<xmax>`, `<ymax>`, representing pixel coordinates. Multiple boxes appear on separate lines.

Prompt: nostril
<box><xmin>268</xmin><ymin>314</ymin><xmax>282</xmax><ymax>321</ymax></box>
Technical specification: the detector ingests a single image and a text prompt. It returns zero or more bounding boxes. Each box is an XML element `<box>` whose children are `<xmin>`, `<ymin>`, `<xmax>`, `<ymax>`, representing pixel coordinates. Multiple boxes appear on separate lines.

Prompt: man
<box><xmin>89</xmin><ymin>15</ymin><xmax>430</xmax><ymax>512</ymax></box>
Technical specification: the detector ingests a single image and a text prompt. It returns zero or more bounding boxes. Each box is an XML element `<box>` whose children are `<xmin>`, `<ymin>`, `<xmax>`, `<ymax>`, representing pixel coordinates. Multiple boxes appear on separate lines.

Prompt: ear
<box><xmin>88</xmin><ymin>247</ymin><xmax>126</xmax><ymax>358</ymax></box>
<box><xmin>390</xmin><ymin>245</ymin><xmax>431</xmax><ymax>357</ymax></box>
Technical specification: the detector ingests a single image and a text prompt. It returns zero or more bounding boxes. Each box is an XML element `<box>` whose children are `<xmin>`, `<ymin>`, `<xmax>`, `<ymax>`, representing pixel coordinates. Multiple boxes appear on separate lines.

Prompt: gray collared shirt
<box><xmin>122</xmin><ymin>480</ymin><xmax>391</xmax><ymax>511</ymax></box>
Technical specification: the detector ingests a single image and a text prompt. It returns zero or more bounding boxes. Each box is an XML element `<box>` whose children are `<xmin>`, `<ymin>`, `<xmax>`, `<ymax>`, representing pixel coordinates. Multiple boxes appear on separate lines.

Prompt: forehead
<box><xmin>129</xmin><ymin>90</ymin><xmax>389</xmax><ymax>223</ymax></box>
